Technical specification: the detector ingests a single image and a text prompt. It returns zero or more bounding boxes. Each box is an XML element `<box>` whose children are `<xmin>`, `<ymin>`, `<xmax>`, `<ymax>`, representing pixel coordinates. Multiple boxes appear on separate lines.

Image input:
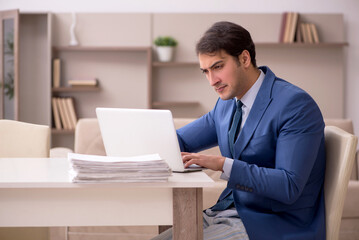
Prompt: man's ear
<box><xmin>239</xmin><ymin>50</ymin><xmax>251</xmax><ymax>67</ymax></box>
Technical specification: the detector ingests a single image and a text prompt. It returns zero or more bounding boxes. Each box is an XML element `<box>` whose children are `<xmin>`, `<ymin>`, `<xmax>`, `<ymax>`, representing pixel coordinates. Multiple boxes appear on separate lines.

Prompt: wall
<box><xmin>1</xmin><ymin>0</ymin><xmax>359</xmax><ymax>134</ymax></box>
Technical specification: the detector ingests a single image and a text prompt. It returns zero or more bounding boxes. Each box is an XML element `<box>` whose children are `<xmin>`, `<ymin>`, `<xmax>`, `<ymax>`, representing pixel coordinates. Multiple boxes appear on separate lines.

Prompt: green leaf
<box><xmin>154</xmin><ymin>36</ymin><xmax>178</xmax><ymax>47</ymax></box>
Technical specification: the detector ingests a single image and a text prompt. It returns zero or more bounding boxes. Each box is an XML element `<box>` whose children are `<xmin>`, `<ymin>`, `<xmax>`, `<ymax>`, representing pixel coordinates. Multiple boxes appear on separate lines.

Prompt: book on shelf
<box><xmin>51</xmin><ymin>97</ymin><xmax>62</xmax><ymax>130</ymax></box>
<box><xmin>68</xmin><ymin>153</ymin><xmax>172</xmax><ymax>183</ymax></box>
<box><xmin>279</xmin><ymin>12</ymin><xmax>288</xmax><ymax>43</ymax></box>
<box><xmin>295</xmin><ymin>22</ymin><xmax>303</xmax><ymax>43</ymax></box>
<box><xmin>61</xmin><ymin>98</ymin><xmax>74</xmax><ymax>129</ymax></box>
<box><xmin>305</xmin><ymin>23</ymin><xmax>314</xmax><ymax>43</ymax></box>
<box><xmin>52</xmin><ymin>58</ymin><xmax>61</xmax><ymax>88</ymax></box>
<box><xmin>301</xmin><ymin>23</ymin><xmax>314</xmax><ymax>43</ymax></box>
<box><xmin>56</xmin><ymin>97</ymin><xmax>69</xmax><ymax>130</ymax></box>
<box><xmin>299</xmin><ymin>22</ymin><xmax>320</xmax><ymax>43</ymax></box>
<box><xmin>280</xmin><ymin>12</ymin><xmax>290</xmax><ymax>43</ymax></box>
<box><xmin>310</xmin><ymin>23</ymin><xmax>320</xmax><ymax>43</ymax></box>
<box><xmin>300</xmin><ymin>23</ymin><xmax>308</xmax><ymax>43</ymax></box>
<box><xmin>66</xmin><ymin>98</ymin><xmax>78</xmax><ymax>129</ymax></box>
<box><xmin>68</xmin><ymin>78</ymin><xmax>98</xmax><ymax>87</ymax></box>
<box><xmin>288</xmin><ymin>12</ymin><xmax>299</xmax><ymax>43</ymax></box>
<box><xmin>279</xmin><ymin>12</ymin><xmax>320</xmax><ymax>44</ymax></box>
<box><xmin>280</xmin><ymin>12</ymin><xmax>299</xmax><ymax>43</ymax></box>
<box><xmin>52</xmin><ymin>97</ymin><xmax>78</xmax><ymax>130</ymax></box>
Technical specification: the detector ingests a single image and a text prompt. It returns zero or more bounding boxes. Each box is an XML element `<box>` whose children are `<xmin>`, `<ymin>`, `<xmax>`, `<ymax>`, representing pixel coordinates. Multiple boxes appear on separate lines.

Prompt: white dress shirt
<box><xmin>221</xmin><ymin>69</ymin><xmax>265</xmax><ymax>180</ymax></box>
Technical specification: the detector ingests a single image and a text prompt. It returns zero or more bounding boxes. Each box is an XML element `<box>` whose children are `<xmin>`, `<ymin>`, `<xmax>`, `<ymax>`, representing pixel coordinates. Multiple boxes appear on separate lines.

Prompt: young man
<box><xmin>154</xmin><ymin>21</ymin><xmax>326</xmax><ymax>240</ymax></box>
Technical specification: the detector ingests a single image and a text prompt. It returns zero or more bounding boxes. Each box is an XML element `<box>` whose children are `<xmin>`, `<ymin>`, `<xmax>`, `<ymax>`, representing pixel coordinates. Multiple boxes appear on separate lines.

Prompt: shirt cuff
<box><xmin>220</xmin><ymin>158</ymin><xmax>234</xmax><ymax>181</ymax></box>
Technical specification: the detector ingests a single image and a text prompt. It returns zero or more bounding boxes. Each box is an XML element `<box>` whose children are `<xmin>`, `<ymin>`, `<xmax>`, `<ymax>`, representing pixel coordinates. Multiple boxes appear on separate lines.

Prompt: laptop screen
<box><xmin>96</xmin><ymin>108</ymin><xmax>186</xmax><ymax>172</ymax></box>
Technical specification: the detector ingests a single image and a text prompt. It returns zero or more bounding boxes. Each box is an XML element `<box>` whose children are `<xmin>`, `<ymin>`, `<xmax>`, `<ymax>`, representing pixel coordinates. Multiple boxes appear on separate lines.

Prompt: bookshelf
<box><xmin>50</xmin><ymin>45</ymin><xmax>151</xmax><ymax>144</ymax></box>
<box><xmin>42</xmin><ymin>13</ymin><xmax>348</xmax><ymax>148</ymax></box>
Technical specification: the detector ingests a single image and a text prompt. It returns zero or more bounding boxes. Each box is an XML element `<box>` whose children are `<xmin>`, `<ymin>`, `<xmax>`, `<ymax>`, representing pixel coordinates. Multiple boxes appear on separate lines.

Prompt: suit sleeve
<box><xmin>227</xmin><ymin>93</ymin><xmax>325</xmax><ymax>205</ymax></box>
<box><xmin>176</xmin><ymin>100</ymin><xmax>219</xmax><ymax>153</ymax></box>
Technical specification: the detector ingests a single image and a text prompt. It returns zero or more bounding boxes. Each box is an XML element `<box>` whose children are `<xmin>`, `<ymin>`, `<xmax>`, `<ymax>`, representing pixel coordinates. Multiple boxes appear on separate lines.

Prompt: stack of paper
<box><xmin>68</xmin><ymin>153</ymin><xmax>172</xmax><ymax>183</ymax></box>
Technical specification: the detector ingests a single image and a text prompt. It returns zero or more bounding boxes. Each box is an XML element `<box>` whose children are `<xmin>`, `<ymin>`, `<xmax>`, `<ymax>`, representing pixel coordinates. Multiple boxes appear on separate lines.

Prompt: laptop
<box><xmin>96</xmin><ymin>107</ymin><xmax>203</xmax><ymax>172</ymax></box>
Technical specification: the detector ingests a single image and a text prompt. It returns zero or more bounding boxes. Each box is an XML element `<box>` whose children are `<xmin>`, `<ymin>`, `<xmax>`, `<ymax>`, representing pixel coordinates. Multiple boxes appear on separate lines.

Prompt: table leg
<box><xmin>173</xmin><ymin>188</ymin><xmax>203</xmax><ymax>240</ymax></box>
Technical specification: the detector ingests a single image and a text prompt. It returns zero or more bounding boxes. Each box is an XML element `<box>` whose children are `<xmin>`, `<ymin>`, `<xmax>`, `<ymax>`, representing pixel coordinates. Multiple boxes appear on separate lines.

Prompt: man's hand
<box><xmin>181</xmin><ymin>152</ymin><xmax>226</xmax><ymax>172</ymax></box>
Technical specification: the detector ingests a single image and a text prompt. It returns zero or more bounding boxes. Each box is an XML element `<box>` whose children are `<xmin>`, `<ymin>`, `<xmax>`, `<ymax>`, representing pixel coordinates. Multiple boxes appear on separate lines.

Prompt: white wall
<box><xmin>1</xmin><ymin>0</ymin><xmax>359</xmax><ymax>133</ymax></box>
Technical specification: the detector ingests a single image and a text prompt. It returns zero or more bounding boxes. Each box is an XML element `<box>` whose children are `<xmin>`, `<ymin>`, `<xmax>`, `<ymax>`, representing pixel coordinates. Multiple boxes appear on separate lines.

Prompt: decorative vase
<box><xmin>156</xmin><ymin>46</ymin><xmax>175</xmax><ymax>62</ymax></box>
<box><xmin>69</xmin><ymin>12</ymin><xmax>79</xmax><ymax>46</ymax></box>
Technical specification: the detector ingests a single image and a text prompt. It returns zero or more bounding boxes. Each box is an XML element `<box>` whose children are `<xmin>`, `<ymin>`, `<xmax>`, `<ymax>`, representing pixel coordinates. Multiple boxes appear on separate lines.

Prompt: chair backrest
<box><xmin>75</xmin><ymin>118</ymin><xmax>106</xmax><ymax>155</ymax></box>
<box><xmin>324</xmin><ymin>126</ymin><xmax>358</xmax><ymax>240</ymax></box>
<box><xmin>0</xmin><ymin>119</ymin><xmax>50</xmax><ymax>157</ymax></box>
<box><xmin>324</xmin><ymin>119</ymin><xmax>354</xmax><ymax>135</ymax></box>
<box><xmin>324</xmin><ymin>118</ymin><xmax>357</xmax><ymax>180</ymax></box>
<box><xmin>74</xmin><ymin>118</ymin><xmax>222</xmax><ymax>157</ymax></box>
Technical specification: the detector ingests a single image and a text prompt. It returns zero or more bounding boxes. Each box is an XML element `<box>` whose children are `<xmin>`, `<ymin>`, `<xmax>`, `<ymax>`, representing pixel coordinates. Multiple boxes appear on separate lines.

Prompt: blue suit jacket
<box><xmin>177</xmin><ymin>66</ymin><xmax>326</xmax><ymax>240</ymax></box>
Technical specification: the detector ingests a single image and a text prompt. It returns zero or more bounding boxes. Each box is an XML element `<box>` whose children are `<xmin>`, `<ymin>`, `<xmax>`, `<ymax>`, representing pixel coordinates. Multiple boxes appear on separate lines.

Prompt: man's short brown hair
<box><xmin>196</xmin><ymin>21</ymin><xmax>257</xmax><ymax>67</ymax></box>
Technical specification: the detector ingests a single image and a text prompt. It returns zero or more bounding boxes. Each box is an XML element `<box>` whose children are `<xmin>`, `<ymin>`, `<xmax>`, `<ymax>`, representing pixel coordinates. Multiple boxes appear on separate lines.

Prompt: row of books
<box><xmin>52</xmin><ymin>97</ymin><xmax>78</xmax><ymax>130</ymax></box>
<box><xmin>298</xmin><ymin>23</ymin><xmax>320</xmax><ymax>44</ymax></box>
<box><xmin>279</xmin><ymin>12</ymin><xmax>320</xmax><ymax>43</ymax></box>
<box><xmin>52</xmin><ymin>58</ymin><xmax>99</xmax><ymax>88</ymax></box>
<box><xmin>68</xmin><ymin>153</ymin><xmax>172</xmax><ymax>183</ymax></box>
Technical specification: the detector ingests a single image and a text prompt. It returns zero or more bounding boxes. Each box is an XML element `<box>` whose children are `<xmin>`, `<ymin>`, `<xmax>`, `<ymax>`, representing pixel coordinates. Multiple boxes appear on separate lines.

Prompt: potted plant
<box><xmin>154</xmin><ymin>36</ymin><xmax>178</xmax><ymax>62</ymax></box>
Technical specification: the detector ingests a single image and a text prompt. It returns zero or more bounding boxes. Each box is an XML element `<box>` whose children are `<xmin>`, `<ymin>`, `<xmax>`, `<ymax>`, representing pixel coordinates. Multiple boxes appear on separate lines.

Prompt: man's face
<box><xmin>199</xmin><ymin>50</ymin><xmax>245</xmax><ymax>100</ymax></box>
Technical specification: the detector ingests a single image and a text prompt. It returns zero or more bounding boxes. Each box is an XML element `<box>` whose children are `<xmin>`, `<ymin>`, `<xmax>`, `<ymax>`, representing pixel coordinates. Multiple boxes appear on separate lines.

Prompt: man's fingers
<box><xmin>183</xmin><ymin>155</ymin><xmax>196</xmax><ymax>164</ymax></box>
<box><xmin>181</xmin><ymin>152</ymin><xmax>198</xmax><ymax>162</ymax></box>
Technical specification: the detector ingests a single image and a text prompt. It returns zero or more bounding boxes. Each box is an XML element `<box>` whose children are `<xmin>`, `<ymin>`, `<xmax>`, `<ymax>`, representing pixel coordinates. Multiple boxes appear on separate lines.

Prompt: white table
<box><xmin>0</xmin><ymin>158</ymin><xmax>214</xmax><ymax>240</ymax></box>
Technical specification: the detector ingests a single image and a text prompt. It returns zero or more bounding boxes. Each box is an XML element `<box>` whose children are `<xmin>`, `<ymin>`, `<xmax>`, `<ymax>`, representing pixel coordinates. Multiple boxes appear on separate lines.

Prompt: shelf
<box><xmin>51</xmin><ymin>129</ymin><xmax>75</xmax><ymax>134</ymax></box>
<box><xmin>153</xmin><ymin>62</ymin><xmax>199</xmax><ymax>67</ymax></box>
<box><xmin>256</xmin><ymin>42</ymin><xmax>348</xmax><ymax>48</ymax></box>
<box><xmin>52</xmin><ymin>86</ymin><xmax>101</xmax><ymax>93</ymax></box>
<box><xmin>152</xmin><ymin>43</ymin><xmax>348</xmax><ymax>67</ymax></box>
<box><xmin>53</xmin><ymin>46</ymin><xmax>151</xmax><ymax>52</ymax></box>
<box><xmin>152</xmin><ymin>101</ymin><xmax>200</xmax><ymax>108</ymax></box>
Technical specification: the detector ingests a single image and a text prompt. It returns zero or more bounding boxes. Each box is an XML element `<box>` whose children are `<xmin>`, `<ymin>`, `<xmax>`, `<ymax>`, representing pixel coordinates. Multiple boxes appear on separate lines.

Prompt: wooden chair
<box><xmin>0</xmin><ymin>119</ymin><xmax>50</xmax><ymax>240</ymax></box>
<box><xmin>324</xmin><ymin>126</ymin><xmax>358</xmax><ymax>240</ymax></box>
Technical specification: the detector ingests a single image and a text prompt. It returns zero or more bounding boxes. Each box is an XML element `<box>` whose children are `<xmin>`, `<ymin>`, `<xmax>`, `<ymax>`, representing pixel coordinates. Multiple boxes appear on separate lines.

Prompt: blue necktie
<box><xmin>211</xmin><ymin>100</ymin><xmax>243</xmax><ymax>211</ymax></box>
<box><xmin>228</xmin><ymin>100</ymin><xmax>243</xmax><ymax>156</ymax></box>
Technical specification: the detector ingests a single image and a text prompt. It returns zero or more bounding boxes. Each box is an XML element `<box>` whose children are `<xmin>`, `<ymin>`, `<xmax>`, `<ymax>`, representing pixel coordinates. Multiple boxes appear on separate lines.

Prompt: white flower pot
<box><xmin>156</xmin><ymin>46</ymin><xmax>175</xmax><ymax>62</ymax></box>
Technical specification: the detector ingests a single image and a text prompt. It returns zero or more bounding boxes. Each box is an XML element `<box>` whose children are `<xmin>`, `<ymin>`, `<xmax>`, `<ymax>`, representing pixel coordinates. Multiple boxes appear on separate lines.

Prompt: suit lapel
<box><xmin>233</xmin><ymin>66</ymin><xmax>275</xmax><ymax>158</ymax></box>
